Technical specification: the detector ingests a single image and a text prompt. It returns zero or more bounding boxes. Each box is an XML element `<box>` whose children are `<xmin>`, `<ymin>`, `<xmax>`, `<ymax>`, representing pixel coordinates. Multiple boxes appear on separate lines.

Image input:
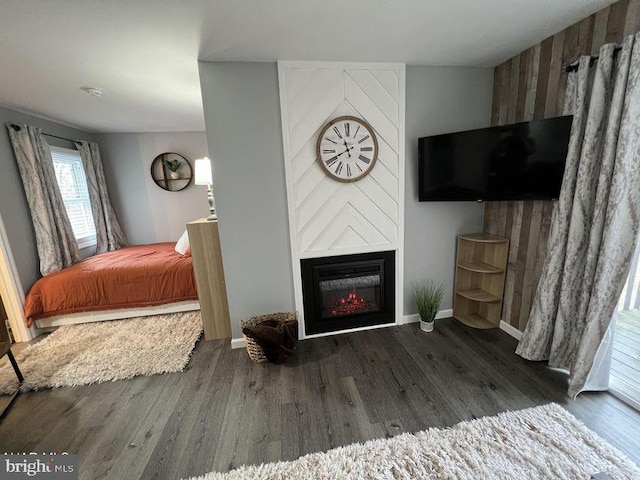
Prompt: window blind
<box><xmin>50</xmin><ymin>146</ymin><xmax>97</xmax><ymax>248</ymax></box>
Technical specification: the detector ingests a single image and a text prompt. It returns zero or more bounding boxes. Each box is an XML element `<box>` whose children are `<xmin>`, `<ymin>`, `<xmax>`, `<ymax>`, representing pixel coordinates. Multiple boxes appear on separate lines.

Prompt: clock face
<box><xmin>316</xmin><ymin>116</ymin><xmax>378</xmax><ymax>182</ymax></box>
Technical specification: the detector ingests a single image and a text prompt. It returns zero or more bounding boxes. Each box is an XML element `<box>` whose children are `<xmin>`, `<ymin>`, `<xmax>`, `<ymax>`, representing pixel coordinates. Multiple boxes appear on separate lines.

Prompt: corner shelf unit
<box><xmin>453</xmin><ymin>233</ymin><xmax>509</xmax><ymax>329</ymax></box>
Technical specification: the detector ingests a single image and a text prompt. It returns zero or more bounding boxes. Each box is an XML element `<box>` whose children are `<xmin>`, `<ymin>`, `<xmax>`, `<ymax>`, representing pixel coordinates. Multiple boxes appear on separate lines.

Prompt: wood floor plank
<box><xmin>171</xmin><ymin>342</ymin><xmax>239</xmax><ymax>479</ymax></box>
<box><xmin>139</xmin><ymin>340</ymin><xmax>226</xmax><ymax>480</ymax></box>
<box><xmin>1</xmin><ymin>320</ymin><xmax>639</xmax><ymax>479</ymax></box>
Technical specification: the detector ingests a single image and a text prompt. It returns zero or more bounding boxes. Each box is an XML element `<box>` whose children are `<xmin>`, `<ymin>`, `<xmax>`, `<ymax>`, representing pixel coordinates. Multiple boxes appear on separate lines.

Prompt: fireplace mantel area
<box><xmin>278</xmin><ymin>61</ymin><xmax>406</xmax><ymax>338</ymax></box>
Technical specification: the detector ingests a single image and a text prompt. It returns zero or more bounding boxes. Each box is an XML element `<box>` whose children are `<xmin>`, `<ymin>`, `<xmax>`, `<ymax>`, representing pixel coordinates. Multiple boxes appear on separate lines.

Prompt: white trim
<box><xmin>236</xmin><ymin>319</ymin><xmax>403</xmax><ymax>348</ymax></box>
<box><xmin>499</xmin><ymin>320</ymin><xmax>523</xmax><ymax>340</ymax></box>
<box><xmin>0</xmin><ymin>211</ymin><xmax>34</xmax><ymax>342</ymax></box>
<box><xmin>298</xmin><ymin>244</ymin><xmax>399</xmax><ymax>259</ymax></box>
<box><xmin>277</xmin><ymin>60</ymin><xmax>306</xmax><ymax>338</ymax></box>
<box><xmin>35</xmin><ymin>300</ymin><xmax>200</xmax><ymax>328</ymax></box>
<box><xmin>396</xmin><ymin>64</ymin><xmax>406</xmax><ymax>335</ymax></box>
<box><xmin>233</xmin><ymin>307</ymin><xmax>450</xmax><ymax>349</ymax></box>
<box><xmin>609</xmin><ymin>376</ymin><xmax>640</xmax><ymax>412</ymax></box>
<box><xmin>303</xmin><ymin>320</ymin><xmax>397</xmax><ymax>340</ymax></box>
<box><xmin>402</xmin><ymin>309</ymin><xmax>453</xmax><ymax>324</ymax></box>
<box><xmin>277</xmin><ymin>60</ymin><xmax>406</xmax><ymax>71</ymax></box>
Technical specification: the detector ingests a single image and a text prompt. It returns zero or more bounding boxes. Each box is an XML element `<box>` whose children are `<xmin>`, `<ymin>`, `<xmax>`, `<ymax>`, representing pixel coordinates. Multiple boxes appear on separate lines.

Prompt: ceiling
<box><xmin>0</xmin><ymin>0</ymin><xmax>614</xmax><ymax>133</ymax></box>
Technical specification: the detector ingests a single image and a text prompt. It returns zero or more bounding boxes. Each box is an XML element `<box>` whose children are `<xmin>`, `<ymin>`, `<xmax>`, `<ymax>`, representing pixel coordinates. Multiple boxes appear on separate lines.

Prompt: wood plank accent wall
<box><xmin>484</xmin><ymin>0</ymin><xmax>640</xmax><ymax>332</ymax></box>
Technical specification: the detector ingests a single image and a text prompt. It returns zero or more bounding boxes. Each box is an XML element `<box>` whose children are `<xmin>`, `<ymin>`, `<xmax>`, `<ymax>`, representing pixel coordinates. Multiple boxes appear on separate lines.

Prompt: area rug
<box><xmin>0</xmin><ymin>311</ymin><xmax>202</xmax><ymax>395</ymax></box>
<box><xmin>188</xmin><ymin>403</ymin><xmax>640</xmax><ymax>480</ymax></box>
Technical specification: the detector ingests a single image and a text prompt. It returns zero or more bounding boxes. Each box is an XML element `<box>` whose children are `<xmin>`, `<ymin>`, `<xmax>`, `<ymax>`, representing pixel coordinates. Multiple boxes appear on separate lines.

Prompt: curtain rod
<box><xmin>565</xmin><ymin>45</ymin><xmax>622</xmax><ymax>73</ymax></box>
<box><xmin>42</xmin><ymin>132</ymin><xmax>80</xmax><ymax>144</ymax></box>
<box><xmin>9</xmin><ymin>124</ymin><xmax>81</xmax><ymax>144</ymax></box>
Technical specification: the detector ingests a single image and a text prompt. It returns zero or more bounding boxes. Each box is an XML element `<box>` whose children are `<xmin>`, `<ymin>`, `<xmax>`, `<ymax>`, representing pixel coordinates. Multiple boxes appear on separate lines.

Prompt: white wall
<box><xmin>98</xmin><ymin>131</ymin><xmax>210</xmax><ymax>245</ymax></box>
<box><xmin>404</xmin><ymin>65</ymin><xmax>493</xmax><ymax>314</ymax></box>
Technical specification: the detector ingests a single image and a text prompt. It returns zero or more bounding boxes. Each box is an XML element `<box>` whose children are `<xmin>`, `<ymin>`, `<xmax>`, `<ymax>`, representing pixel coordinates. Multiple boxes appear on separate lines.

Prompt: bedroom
<box><xmin>1</xmin><ymin>0</ymin><xmax>640</xmax><ymax>479</ymax></box>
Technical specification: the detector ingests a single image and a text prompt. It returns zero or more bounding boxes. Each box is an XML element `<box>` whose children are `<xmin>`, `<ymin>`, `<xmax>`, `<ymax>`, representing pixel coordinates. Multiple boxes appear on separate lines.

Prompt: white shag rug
<box><xmin>188</xmin><ymin>403</ymin><xmax>640</xmax><ymax>480</ymax></box>
<box><xmin>0</xmin><ymin>311</ymin><xmax>202</xmax><ymax>395</ymax></box>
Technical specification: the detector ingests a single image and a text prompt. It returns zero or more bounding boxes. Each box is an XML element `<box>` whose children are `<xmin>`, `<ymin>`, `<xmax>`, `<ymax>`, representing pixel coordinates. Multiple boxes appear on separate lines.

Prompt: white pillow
<box><xmin>175</xmin><ymin>230</ymin><xmax>190</xmax><ymax>256</ymax></box>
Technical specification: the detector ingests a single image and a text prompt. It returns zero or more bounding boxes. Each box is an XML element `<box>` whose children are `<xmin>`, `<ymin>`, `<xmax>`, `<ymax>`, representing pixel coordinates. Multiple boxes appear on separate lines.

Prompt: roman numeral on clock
<box><xmin>335</xmin><ymin>161</ymin><xmax>343</xmax><ymax>175</ymax></box>
<box><xmin>358</xmin><ymin>135</ymin><xmax>370</xmax><ymax>144</ymax></box>
<box><xmin>353</xmin><ymin>125</ymin><xmax>360</xmax><ymax>138</ymax></box>
<box><xmin>325</xmin><ymin>137</ymin><xmax>337</xmax><ymax>144</ymax></box>
<box><xmin>358</xmin><ymin>155</ymin><xmax>371</xmax><ymax>164</ymax></box>
<box><xmin>323</xmin><ymin>149</ymin><xmax>335</xmax><ymax>154</ymax></box>
<box><xmin>361</xmin><ymin>146</ymin><xmax>373</xmax><ymax>152</ymax></box>
<box><xmin>326</xmin><ymin>156</ymin><xmax>338</xmax><ymax>167</ymax></box>
<box><xmin>333</xmin><ymin>126</ymin><xmax>343</xmax><ymax>138</ymax></box>
<box><xmin>345</xmin><ymin>122</ymin><xmax>350</xmax><ymax>137</ymax></box>
<box><xmin>346</xmin><ymin>164</ymin><xmax>351</xmax><ymax>177</ymax></box>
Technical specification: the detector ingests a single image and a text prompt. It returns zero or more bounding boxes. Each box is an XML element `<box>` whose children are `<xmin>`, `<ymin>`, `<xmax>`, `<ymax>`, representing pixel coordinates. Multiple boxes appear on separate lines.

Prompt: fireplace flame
<box><xmin>330</xmin><ymin>289</ymin><xmax>374</xmax><ymax>316</ymax></box>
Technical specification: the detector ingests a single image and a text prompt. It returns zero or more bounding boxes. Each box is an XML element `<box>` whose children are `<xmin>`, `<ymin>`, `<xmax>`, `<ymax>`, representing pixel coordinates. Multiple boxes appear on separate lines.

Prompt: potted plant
<box><xmin>413</xmin><ymin>280</ymin><xmax>444</xmax><ymax>332</ymax></box>
<box><xmin>163</xmin><ymin>159</ymin><xmax>183</xmax><ymax>179</ymax></box>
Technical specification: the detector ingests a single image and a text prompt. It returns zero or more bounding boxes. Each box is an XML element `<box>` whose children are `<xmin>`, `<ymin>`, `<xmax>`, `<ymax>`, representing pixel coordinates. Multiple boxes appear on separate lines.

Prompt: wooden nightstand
<box><xmin>187</xmin><ymin>219</ymin><xmax>232</xmax><ymax>340</ymax></box>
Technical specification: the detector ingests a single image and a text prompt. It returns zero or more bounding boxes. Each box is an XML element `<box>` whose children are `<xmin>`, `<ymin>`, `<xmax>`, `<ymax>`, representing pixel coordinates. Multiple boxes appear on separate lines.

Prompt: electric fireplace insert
<box><xmin>300</xmin><ymin>251</ymin><xmax>395</xmax><ymax>335</ymax></box>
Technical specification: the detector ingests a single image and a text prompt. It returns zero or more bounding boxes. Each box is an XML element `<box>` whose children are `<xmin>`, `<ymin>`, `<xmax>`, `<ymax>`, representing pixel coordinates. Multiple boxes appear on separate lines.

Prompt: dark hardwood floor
<box><xmin>0</xmin><ymin>319</ymin><xmax>639</xmax><ymax>479</ymax></box>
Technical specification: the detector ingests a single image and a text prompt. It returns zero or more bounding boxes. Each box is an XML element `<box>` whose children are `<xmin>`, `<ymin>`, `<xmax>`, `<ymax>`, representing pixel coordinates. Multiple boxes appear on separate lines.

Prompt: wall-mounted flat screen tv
<box><xmin>418</xmin><ymin>115</ymin><xmax>573</xmax><ymax>202</ymax></box>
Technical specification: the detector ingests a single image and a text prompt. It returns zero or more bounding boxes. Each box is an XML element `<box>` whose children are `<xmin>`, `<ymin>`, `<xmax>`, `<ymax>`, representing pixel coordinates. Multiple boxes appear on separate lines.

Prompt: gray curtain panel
<box><xmin>516</xmin><ymin>33</ymin><xmax>640</xmax><ymax>397</ymax></box>
<box><xmin>7</xmin><ymin>124</ymin><xmax>80</xmax><ymax>275</ymax></box>
<box><xmin>74</xmin><ymin>141</ymin><xmax>127</xmax><ymax>253</ymax></box>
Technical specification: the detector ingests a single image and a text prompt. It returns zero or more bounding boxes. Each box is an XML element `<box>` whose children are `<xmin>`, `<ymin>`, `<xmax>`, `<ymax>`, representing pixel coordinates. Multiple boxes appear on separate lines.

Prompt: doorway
<box><xmin>0</xmin><ymin>211</ymin><xmax>32</xmax><ymax>343</ymax></box>
<box><xmin>610</xmin><ymin>241</ymin><xmax>640</xmax><ymax>409</ymax></box>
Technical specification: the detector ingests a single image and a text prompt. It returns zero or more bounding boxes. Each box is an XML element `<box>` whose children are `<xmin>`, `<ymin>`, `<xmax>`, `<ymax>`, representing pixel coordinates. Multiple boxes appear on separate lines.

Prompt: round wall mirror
<box><xmin>150</xmin><ymin>152</ymin><xmax>193</xmax><ymax>192</ymax></box>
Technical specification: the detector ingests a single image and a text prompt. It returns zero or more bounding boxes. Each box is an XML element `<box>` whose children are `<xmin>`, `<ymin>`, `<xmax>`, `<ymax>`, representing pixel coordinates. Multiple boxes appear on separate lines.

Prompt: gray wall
<box><xmin>0</xmin><ymin>106</ymin><xmax>96</xmax><ymax>292</ymax></box>
<box><xmin>97</xmin><ymin>131</ymin><xmax>210</xmax><ymax>245</ymax></box>
<box><xmin>404</xmin><ymin>66</ymin><xmax>493</xmax><ymax>314</ymax></box>
<box><xmin>198</xmin><ymin>62</ymin><xmax>294</xmax><ymax>338</ymax></box>
<box><xmin>198</xmin><ymin>62</ymin><xmax>493</xmax><ymax>336</ymax></box>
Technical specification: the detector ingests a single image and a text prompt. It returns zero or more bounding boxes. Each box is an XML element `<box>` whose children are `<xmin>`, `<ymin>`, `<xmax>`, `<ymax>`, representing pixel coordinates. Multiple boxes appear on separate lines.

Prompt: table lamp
<box><xmin>194</xmin><ymin>157</ymin><xmax>217</xmax><ymax>220</ymax></box>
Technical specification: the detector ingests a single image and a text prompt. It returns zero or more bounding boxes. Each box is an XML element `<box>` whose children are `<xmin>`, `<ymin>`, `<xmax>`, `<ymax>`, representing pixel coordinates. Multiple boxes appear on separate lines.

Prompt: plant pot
<box><xmin>170</xmin><ymin>171</ymin><xmax>180</xmax><ymax>180</ymax></box>
<box><xmin>420</xmin><ymin>318</ymin><xmax>434</xmax><ymax>332</ymax></box>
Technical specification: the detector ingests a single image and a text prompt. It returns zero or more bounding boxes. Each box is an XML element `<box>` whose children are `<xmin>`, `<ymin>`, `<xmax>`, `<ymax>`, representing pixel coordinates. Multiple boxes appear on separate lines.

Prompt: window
<box><xmin>50</xmin><ymin>146</ymin><xmax>96</xmax><ymax>249</ymax></box>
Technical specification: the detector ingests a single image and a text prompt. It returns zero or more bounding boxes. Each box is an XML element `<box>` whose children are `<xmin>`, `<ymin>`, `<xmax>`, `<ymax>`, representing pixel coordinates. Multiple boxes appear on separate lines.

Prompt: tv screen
<box><xmin>418</xmin><ymin>116</ymin><xmax>573</xmax><ymax>202</ymax></box>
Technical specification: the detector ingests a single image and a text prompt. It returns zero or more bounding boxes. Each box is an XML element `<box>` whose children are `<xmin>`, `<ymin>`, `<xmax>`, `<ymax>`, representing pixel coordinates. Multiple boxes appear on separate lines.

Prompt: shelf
<box><xmin>454</xmin><ymin>313</ymin><xmax>499</xmax><ymax>329</ymax></box>
<box><xmin>456</xmin><ymin>289</ymin><xmax>501</xmax><ymax>303</ymax></box>
<box><xmin>457</xmin><ymin>261</ymin><xmax>503</xmax><ymax>274</ymax></box>
<box><xmin>458</xmin><ymin>233</ymin><xmax>508</xmax><ymax>243</ymax></box>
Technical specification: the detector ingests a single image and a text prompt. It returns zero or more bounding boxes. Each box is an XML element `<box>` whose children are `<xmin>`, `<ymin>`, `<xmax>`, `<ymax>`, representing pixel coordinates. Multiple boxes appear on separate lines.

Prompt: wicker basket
<box><xmin>242</xmin><ymin>312</ymin><xmax>298</xmax><ymax>364</ymax></box>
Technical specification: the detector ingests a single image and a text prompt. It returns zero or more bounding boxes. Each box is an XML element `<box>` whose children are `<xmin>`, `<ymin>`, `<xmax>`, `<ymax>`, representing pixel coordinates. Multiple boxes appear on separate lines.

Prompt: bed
<box><xmin>24</xmin><ymin>243</ymin><xmax>200</xmax><ymax>328</ymax></box>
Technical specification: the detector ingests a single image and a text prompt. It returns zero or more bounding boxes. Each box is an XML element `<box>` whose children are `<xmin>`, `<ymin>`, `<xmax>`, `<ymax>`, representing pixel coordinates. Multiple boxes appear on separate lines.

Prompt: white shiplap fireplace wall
<box><xmin>278</xmin><ymin>61</ymin><xmax>405</xmax><ymax>339</ymax></box>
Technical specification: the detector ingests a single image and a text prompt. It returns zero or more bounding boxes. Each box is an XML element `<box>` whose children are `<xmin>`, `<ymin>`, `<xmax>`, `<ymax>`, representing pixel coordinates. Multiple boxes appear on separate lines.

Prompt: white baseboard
<box><xmin>499</xmin><ymin>320</ymin><xmax>523</xmax><ymax>340</ymax></box>
<box><xmin>232</xmin><ymin>308</ymin><xmax>454</xmax><ymax>347</ymax></box>
<box><xmin>402</xmin><ymin>309</ymin><xmax>453</xmax><ymax>325</ymax></box>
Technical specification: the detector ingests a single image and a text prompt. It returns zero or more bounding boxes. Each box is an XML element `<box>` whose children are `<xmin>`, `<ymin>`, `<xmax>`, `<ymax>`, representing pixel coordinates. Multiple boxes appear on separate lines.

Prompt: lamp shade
<box><xmin>194</xmin><ymin>157</ymin><xmax>213</xmax><ymax>185</ymax></box>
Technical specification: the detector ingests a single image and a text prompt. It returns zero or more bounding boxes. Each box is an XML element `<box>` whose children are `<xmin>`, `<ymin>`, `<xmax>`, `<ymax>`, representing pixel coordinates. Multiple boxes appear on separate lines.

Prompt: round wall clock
<box><xmin>316</xmin><ymin>115</ymin><xmax>378</xmax><ymax>183</ymax></box>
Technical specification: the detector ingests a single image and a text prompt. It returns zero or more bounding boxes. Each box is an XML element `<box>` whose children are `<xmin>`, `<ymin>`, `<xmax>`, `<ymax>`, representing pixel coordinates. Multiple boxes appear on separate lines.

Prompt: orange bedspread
<box><xmin>24</xmin><ymin>243</ymin><xmax>198</xmax><ymax>326</ymax></box>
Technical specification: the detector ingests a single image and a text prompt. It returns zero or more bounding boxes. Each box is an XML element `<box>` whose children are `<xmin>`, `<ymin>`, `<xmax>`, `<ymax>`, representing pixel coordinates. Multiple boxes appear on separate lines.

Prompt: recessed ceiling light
<box><xmin>81</xmin><ymin>86</ymin><xmax>104</xmax><ymax>98</ymax></box>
